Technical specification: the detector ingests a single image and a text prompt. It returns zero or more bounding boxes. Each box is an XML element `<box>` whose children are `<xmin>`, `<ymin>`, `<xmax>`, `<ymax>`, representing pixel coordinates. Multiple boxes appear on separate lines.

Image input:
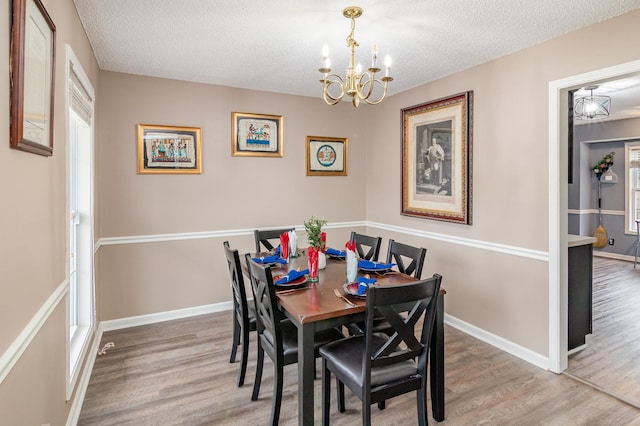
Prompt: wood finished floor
<box><xmin>78</xmin><ymin>308</ymin><xmax>640</xmax><ymax>425</ymax></box>
<box><xmin>566</xmin><ymin>256</ymin><xmax>640</xmax><ymax>409</ymax></box>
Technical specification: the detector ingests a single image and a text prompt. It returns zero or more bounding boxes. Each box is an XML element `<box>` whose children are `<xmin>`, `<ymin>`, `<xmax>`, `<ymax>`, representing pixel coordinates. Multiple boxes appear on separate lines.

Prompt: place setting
<box><xmin>273</xmin><ymin>268</ymin><xmax>312</xmax><ymax>295</ymax></box>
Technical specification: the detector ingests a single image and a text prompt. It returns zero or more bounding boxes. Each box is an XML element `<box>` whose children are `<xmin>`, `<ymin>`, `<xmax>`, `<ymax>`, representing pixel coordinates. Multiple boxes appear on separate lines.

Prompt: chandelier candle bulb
<box><xmin>372</xmin><ymin>44</ymin><xmax>378</xmax><ymax>68</ymax></box>
<box><xmin>385</xmin><ymin>56</ymin><xmax>391</xmax><ymax>77</ymax></box>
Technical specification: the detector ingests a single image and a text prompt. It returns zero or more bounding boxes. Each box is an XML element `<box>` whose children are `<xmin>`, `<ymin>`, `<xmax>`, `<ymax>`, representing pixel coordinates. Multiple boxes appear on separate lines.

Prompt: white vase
<box><xmin>346</xmin><ymin>250</ymin><xmax>357</xmax><ymax>283</ymax></box>
<box><xmin>318</xmin><ymin>251</ymin><xmax>327</xmax><ymax>270</ymax></box>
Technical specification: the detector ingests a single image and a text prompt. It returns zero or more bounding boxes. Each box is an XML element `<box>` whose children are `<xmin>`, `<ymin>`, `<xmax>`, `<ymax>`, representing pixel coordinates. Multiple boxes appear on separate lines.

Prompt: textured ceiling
<box><xmin>74</xmin><ymin>0</ymin><xmax>640</xmax><ymax>114</ymax></box>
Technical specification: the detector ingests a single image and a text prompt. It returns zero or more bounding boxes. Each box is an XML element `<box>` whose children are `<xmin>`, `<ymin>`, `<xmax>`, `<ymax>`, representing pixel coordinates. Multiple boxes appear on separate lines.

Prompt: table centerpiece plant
<box><xmin>304</xmin><ymin>216</ymin><xmax>327</xmax><ymax>282</ymax></box>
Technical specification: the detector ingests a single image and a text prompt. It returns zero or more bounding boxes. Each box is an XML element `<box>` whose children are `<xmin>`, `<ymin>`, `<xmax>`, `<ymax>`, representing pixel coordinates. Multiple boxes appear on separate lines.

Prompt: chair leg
<box><xmin>362</xmin><ymin>400</ymin><xmax>372</xmax><ymax>426</ymax></box>
<box><xmin>251</xmin><ymin>343</ymin><xmax>264</xmax><ymax>401</ymax></box>
<box><xmin>336</xmin><ymin>377</ymin><xmax>345</xmax><ymax>413</ymax></box>
<box><xmin>417</xmin><ymin>387</ymin><xmax>427</xmax><ymax>426</ymax></box>
<box><xmin>230</xmin><ymin>315</ymin><xmax>240</xmax><ymax>363</ymax></box>
<box><xmin>270</xmin><ymin>361</ymin><xmax>283</xmax><ymax>426</ymax></box>
<box><xmin>237</xmin><ymin>325</ymin><xmax>250</xmax><ymax>387</ymax></box>
<box><xmin>322</xmin><ymin>359</ymin><xmax>331</xmax><ymax>426</ymax></box>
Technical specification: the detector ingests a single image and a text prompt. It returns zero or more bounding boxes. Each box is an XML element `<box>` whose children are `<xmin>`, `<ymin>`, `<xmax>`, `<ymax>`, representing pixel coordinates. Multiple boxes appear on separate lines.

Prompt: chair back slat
<box><xmin>245</xmin><ymin>254</ymin><xmax>282</xmax><ymax>355</ymax></box>
<box><xmin>350</xmin><ymin>231</ymin><xmax>382</xmax><ymax>261</ymax></box>
<box><xmin>364</xmin><ymin>276</ymin><xmax>442</xmax><ymax>372</ymax></box>
<box><xmin>385</xmin><ymin>239</ymin><xmax>427</xmax><ymax>279</ymax></box>
<box><xmin>254</xmin><ymin>228</ymin><xmax>294</xmax><ymax>253</ymax></box>
<box><xmin>224</xmin><ymin>241</ymin><xmax>249</xmax><ymax>322</ymax></box>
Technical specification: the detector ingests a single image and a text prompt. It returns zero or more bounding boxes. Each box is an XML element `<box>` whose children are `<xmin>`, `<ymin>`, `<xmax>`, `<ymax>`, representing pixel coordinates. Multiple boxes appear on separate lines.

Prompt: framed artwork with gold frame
<box><xmin>401</xmin><ymin>91</ymin><xmax>473</xmax><ymax>224</ymax></box>
<box><xmin>231</xmin><ymin>112</ymin><xmax>283</xmax><ymax>157</ymax></box>
<box><xmin>10</xmin><ymin>0</ymin><xmax>56</xmax><ymax>156</ymax></box>
<box><xmin>137</xmin><ymin>124</ymin><xmax>202</xmax><ymax>174</ymax></box>
<box><xmin>306</xmin><ymin>136</ymin><xmax>348</xmax><ymax>176</ymax></box>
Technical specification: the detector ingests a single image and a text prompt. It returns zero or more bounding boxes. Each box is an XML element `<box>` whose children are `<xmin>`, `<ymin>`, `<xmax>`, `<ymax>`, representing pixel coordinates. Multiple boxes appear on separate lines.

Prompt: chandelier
<box><xmin>574</xmin><ymin>85</ymin><xmax>611</xmax><ymax>120</ymax></box>
<box><xmin>318</xmin><ymin>6</ymin><xmax>393</xmax><ymax>107</ymax></box>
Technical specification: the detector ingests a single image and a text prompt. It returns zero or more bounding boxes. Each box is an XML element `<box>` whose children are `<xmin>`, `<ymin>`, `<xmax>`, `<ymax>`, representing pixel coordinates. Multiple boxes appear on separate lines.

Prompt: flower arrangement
<box><xmin>304</xmin><ymin>216</ymin><xmax>327</xmax><ymax>248</ymax></box>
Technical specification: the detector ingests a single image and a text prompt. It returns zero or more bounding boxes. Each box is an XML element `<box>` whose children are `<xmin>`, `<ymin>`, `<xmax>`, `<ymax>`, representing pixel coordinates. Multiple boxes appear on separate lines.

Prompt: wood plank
<box><xmin>566</xmin><ymin>256</ymin><xmax>640</xmax><ymax>409</ymax></box>
<box><xmin>78</xmin><ymin>307</ymin><xmax>640</xmax><ymax>424</ymax></box>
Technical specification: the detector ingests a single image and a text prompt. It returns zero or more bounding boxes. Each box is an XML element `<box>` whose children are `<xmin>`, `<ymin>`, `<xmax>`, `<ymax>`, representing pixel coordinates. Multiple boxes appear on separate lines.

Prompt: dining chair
<box><xmin>385</xmin><ymin>239</ymin><xmax>427</xmax><ymax>279</ymax></box>
<box><xmin>254</xmin><ymin>228</ymin><xmax>294</xmax><ymax>253</ymax></box>
<box><xmin>349</xmin><ymin>231</ymin><xmax>382</xmax><ymax>261</ymax></box>
<box><xmin>346</xmin><ymin>239</ymin><xmax>427</xmax><ymax>338</ymax></box>
<box><xmin>223</xmin><ymin>241</ymin><xmax>256</xmax><ymax>387</ymax></box>
<box><xmin>320</xmin><ymin>274</ymin><xmax>443</xmax><ymax>426</ymax></box>
<box><xmin>244</xmin><ymin>254</ymin><xmax>344</xmax><ymax>426</ymax></box>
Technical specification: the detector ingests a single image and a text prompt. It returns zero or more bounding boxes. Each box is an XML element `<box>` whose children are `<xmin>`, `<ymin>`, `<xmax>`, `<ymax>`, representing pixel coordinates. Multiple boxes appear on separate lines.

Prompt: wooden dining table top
<box><xmin>258</xmin><ymin>252</ymin><xmax>445</xmax><ymax>324</ymax></box>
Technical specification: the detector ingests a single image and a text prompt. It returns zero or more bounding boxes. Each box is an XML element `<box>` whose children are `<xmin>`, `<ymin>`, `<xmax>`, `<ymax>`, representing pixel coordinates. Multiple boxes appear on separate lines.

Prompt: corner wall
<box><xmin>0</xmin><ymin>0</ymin><xmax>100</xmax><ymax>424</ymax></box>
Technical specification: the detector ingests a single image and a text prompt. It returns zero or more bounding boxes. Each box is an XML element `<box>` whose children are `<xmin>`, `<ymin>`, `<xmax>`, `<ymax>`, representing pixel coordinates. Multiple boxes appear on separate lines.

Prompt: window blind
<box><xmin>69</xmin><ymin>63</ymin><xmax>93</xmax><ymax>125</ymax></box>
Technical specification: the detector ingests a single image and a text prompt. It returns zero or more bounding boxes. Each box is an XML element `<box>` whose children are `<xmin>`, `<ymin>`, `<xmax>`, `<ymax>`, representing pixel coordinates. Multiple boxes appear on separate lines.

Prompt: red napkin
<box><xmin>280</xmin><ymin>232</ymin><xmax>289</xmax><ymax>259</ymax></box>
<box><xmin>345</xmin><ymin>240</ymin><xmax>356</xmax><ymax>252</ymax></box>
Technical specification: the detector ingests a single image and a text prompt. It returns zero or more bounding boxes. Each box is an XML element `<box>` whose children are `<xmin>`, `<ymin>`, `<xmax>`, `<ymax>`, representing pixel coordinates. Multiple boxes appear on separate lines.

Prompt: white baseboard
<box><xmin>100</xmin><ymin>301</ymin><xmax>233</xmax><ymax>332</ymax></box>
<box><xmin>593</xmin><ymin>251</ymin><xmax>636</xmax><ymax>262</ymax></box>
<box><xmin>444</xmin><ymin>313</ymin><xmax>549</xmax><ymax>370</ymax></box>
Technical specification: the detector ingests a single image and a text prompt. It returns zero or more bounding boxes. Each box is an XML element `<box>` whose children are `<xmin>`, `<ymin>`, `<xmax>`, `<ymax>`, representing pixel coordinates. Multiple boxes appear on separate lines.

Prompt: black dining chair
<box><xmin>349</xmin><ymin>231</ymin><xmax>382</xmax><ymax>261</ymax></box>
<box><xmin>346</xmin><ymin>240</ymin><xmax>427</xmax><ymax>338</ymax></box>
<box><xmin>385</xmin><ymin>239</ymin><xmax>427</xmax><ymax>279</ymax></box>
<box><xmin>254</xmin><ymin>228</ymin><xmax>294</xmax><ymax>253</ymax></box>
<box><xmin>244</xmin><ymin>254</ymin><xmax>344</xmax><ymax>426</ymax></box>
<box><xmin>320</xmin><ymin>275</ymin><xmax>443</xmax><ymax>426</ymax></box>
<box><xmin>223</xmin><ymin>241</ymin><xmax>256</xmax><ymax>387</ymax></box>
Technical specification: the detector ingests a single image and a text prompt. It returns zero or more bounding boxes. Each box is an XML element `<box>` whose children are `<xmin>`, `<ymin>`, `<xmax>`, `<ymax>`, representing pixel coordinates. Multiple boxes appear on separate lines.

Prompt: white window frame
<box><xmin>624</xmin><ymin>140</ymin><xmax>640</xmax><ymax>235</ymax></box>
<box><xmin>66</xmin><ymin>45</ymin><xmax>96</xmax><ymax>400</ymax></box>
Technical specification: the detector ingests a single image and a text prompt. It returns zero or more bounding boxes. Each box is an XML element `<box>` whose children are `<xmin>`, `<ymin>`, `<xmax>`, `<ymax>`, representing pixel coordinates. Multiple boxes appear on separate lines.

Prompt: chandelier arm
<box><xmin>359</xmin><ymin>77</ymin><xmax>389</xmax><ymax>105</ymax></box>
<box><xmin>356</xmin><ymin>71</ymin><xmax>376</xmax><ymax>101</ymax></box>
<box><xmin>322</xmin><ymin>74</ymin><xmax>347</xmax><ymax>105</ymax></box>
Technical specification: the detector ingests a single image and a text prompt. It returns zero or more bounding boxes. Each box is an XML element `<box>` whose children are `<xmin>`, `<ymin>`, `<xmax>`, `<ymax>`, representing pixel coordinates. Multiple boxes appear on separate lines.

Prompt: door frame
<box><xmin>548</xmin><ymin>59</ymin><xmax>640</xmax><ymax>373</ymax></box>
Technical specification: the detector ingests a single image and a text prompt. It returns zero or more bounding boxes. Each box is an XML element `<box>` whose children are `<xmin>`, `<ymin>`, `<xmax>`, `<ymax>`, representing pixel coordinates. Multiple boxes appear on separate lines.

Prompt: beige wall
<box><xmin>95</xmin><ymin>72</ymin><xmax>367</xmax><ymax>320</ymax></box>
<box><xmin>0</xmin><ymin>0</ymin><xmax>100</xmax><ymax>423</ymax></box>
<box><xmin>3</xmin><ymin>3</ymin><xmax>640</xmax><ymax>423</ymax></box>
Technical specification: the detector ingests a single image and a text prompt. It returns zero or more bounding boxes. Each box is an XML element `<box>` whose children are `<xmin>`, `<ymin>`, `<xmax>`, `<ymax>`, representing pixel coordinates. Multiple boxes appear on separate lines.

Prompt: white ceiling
<box><xmin>73</xmin><ymin>0</ymin><xmax>640</xmax><ymax>116</ymax></box>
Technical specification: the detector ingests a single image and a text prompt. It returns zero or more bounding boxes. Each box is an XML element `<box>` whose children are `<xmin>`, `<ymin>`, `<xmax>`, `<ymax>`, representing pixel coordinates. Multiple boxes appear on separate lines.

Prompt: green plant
<box><xmin>304</xmin><ymin>216</ymin><xmax>327</xmax><ymax>248</ymax></box>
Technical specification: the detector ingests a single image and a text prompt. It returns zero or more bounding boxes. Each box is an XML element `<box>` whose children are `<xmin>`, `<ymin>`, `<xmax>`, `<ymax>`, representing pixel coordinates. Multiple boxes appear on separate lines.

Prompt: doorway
<box><xmin>548</xmin><ymin>59</ymin><xmax>640</xmax><ymax>384</ymax></box>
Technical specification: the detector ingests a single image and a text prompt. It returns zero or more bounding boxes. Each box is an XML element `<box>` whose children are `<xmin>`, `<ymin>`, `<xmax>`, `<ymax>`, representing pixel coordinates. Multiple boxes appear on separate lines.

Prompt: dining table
<box><xmin>247</xmin><ymin>252</ymin><xmax>446</xmax><ymax>425</ymax></box>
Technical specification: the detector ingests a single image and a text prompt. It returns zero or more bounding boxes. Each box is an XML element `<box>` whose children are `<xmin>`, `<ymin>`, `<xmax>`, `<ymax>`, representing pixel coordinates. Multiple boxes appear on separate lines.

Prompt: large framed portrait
<box><xmin>10</xmin><ymin>0</ymin><xmax>56</xmax><ymax>156</ymax></box>
<box><xmin>231</xmin><ymin>112</ymin><xmax>283</xmax><ymax>157</ymax></box>
<box><xmin>401</xmin><ymin>91</ymin><xmax>473</xmax><ymax>224</ymax></box>
<box><xmin>137</xmin><ymin>124</ymin><xmax>202</xmax><ymax>174</ymax></box>
<box><xmin>306</xmin><ymin>136</ymin><xmax>348</xmax><ymax>176</ymax></box>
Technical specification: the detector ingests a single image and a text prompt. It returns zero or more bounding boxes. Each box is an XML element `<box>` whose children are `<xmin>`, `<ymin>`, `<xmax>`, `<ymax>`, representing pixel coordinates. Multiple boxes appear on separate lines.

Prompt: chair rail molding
<box><xmin>0</xmin><ymin>280</ymin><xmax>68</xmax><ymax>384</ymax></box>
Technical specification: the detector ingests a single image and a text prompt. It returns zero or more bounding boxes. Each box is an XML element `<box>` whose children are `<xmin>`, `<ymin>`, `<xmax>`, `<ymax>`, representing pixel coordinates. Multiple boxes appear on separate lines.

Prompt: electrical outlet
<box><xmin>608</xmin><ymin>238</ymin><xmax>614</xmax><ymax>245</ymax></box>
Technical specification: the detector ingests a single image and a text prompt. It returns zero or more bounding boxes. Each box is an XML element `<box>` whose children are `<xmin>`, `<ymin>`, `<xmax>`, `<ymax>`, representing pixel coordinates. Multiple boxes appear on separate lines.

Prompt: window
<box><xmin>625</xmin><ymin>141</ymin><xmax>640</xmax><ymax>234</ymax></box>
<box><xmin>66</xmin><ymin>45</ymin><xmax>95</xmax><ymax>399</ymax></box>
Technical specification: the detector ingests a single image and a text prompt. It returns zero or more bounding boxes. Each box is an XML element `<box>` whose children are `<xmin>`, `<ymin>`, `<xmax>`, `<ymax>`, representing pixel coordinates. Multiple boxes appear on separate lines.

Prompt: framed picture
<box><xmin>231</xmin><ymin>112</ymin><xmax>283</xmax><ymax>157</ymax></box>
<box><xmin>10</xmin><ymin>0</ymin><xmax>56</xmax><ymax>156</ymax></box>
<box><xmin>137</xmin><ymin>124</ymin><xmax>202</xmax><ymax>174</ymax></box>
<box><xmin>401</xmin><ymin>91</ymin><xmax>473</xmax><ymax>224</ymax></box>
<box><xmin>306</xmin><ymin>136</ymin><xmax>348</xmax><ymax>176</ymax></box>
